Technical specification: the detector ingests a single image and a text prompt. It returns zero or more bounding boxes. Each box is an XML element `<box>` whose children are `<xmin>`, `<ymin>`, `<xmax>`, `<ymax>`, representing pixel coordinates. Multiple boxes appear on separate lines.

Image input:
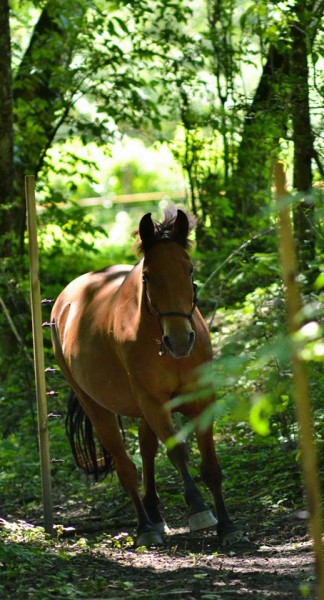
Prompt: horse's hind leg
<box><xmin>74</xmin><ymin>393</ymin><xmax>163</xmax><ymax>547</ymax></box>
<box><xmin>139</xmin><ymin>419</ymin><xmax>169</xmax><ymax>534</ymax></box>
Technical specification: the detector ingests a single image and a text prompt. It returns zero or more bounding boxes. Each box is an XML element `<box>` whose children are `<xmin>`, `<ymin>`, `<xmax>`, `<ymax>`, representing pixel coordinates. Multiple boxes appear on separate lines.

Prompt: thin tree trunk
<box><xmin>275</xmin><ymin>162</ymin><xmax>324</xmax><ymax>599</ymax></box>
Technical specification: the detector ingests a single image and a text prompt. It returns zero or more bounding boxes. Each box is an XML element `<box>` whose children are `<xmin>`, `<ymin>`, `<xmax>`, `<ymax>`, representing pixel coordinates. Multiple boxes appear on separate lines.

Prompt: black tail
<box><xmin>65</xmin><ymin>392</ymin><xmax>115</xmax><ymax>481</ymax></box>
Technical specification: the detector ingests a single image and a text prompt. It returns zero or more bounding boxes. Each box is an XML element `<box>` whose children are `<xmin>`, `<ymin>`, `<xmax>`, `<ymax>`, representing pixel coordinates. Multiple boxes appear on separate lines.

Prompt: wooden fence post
<box><xmin>25</xmin><ymin>175</ymin><xmax>53</xmax><ymax>535</ymax></box>
<box><xmin>274</xmin><ymin>162</ymin><xmax>323</xmax><ymax>599</ymax></box>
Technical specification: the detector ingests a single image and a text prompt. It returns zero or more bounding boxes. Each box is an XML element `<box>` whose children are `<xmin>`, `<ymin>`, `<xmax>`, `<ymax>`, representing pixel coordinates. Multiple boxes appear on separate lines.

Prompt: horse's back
<box><xmin>54</xmin><ymin>264</ymin><xmax>132</xmax><ymax>307</ymax></box>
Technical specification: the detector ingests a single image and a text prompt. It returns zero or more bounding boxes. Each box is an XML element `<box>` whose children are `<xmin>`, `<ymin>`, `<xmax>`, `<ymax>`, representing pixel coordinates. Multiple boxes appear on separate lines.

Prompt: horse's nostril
<box><xmin>189</xmin><ymin>330</ymin><xmax>195</xmax><ymax>349</ymax></box>
<box><xmin>162</xmin><ymin>335</ymin><xmax>172</xmax><ymax>352</ymax></box>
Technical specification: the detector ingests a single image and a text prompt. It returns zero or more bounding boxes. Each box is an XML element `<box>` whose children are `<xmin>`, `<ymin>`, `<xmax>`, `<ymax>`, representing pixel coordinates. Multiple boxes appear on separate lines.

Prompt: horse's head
<box><xmin>139</xmin><ymin>208</ymin><xmax>197</xmax><ymax>359</ymax></box>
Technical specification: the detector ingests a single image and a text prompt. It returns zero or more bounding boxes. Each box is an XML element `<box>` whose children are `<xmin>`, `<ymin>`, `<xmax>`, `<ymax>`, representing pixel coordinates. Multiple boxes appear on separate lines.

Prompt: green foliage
<box><xmin>2</xmin><ymin>0</ymin><xmax>323</xmax><ymax>265</ymax></box>
<box><xmin>169</xmin><ymin>282</ymin><xmax>323</xmax><ymax>453</ymax></box>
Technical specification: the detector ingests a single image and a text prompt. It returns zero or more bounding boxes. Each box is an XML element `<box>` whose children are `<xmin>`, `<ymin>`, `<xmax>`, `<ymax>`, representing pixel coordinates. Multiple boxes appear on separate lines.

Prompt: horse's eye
<box><xmin>142</xmin><ymin>273</ymin><xmax>148</xmax><ymax>284</ymax></box>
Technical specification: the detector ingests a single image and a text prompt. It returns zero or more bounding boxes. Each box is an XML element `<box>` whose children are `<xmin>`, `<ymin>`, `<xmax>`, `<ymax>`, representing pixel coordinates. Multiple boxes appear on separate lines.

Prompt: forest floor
<box><xmin>0</xmin><ymin>471</ymin><xmax>316</xmax><ymax>599</ymax></box>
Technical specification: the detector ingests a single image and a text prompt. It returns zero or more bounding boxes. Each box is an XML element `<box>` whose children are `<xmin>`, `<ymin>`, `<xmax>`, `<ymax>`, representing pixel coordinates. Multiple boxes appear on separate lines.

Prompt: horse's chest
<box><xmin>124</xmin><ymin>348</ymin><xmax>195</xmax><ymax>399</ymax></box>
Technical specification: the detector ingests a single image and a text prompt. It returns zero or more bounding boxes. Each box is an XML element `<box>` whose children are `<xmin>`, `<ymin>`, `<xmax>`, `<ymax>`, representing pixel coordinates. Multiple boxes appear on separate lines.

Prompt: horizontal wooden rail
<box><xmin>37</xmin><ymin>189</ymin><xmax>188</xmax><ymax>212</ymax></box>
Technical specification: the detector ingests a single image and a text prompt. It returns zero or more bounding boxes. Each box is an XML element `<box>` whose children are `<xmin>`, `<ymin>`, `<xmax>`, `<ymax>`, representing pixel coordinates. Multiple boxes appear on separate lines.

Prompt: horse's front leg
<box><xmin>167</xmin><ymin>442</ymin><xmax>218</xmax><ymax>531</ymax></box>
<box><xmin>138</xmin><ymin>396</ymin><xmax>216</xmax><ymax>532</ymax></box>
<box><xmin>195</xmin><ymin>424</ymin><xmax>246</xmax><ymax>544</ymax></box>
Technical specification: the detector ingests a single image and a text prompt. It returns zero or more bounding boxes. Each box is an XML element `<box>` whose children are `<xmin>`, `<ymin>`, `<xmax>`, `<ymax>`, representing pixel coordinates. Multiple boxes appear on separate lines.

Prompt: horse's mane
<box><xmin>137</xmin><ymin>205</ymin><xmax>196</xmax><ymax>254</ymax></box>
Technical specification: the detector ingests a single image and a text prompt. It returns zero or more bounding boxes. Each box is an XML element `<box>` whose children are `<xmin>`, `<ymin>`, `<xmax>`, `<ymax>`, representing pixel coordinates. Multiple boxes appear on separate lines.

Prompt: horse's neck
<box><xmin>109</xmin><ymin>262</ymin><xmax>144</xmax><ymax>341</ymax></box>
<box><xmin>116</xmin><ymin>261</ymin><xmax>143</xmax><ymax>307</ymax></box>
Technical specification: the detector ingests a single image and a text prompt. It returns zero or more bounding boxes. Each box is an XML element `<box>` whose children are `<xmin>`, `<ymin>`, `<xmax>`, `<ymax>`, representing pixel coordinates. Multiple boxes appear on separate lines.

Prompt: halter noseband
<box><xmin>142</xmin><ymin>273</ymin><xmax>198</xmax><ymax>356</ymax></box>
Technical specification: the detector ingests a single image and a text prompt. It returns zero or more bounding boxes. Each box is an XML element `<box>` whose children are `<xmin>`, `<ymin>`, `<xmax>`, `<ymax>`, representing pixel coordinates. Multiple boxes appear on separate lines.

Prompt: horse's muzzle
<box><xmin>162</xmin><ymin>329</ymin><xmax>195</xmax><ymax>358</ymax></box>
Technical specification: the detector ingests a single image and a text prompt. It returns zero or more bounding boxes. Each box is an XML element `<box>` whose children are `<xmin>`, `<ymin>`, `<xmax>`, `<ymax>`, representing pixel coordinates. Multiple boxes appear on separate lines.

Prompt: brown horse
<box><xmin>51</xmin><ymin>208</ymin><xmax>243</xmax><ymax>546</ymax></box>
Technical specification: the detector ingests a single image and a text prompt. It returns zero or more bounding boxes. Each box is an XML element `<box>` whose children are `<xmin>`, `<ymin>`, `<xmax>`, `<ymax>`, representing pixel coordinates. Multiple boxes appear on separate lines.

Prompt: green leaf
<box><xmin>249</xmin><ymin>394</ymin><xmax>273</xmax><ymax>436</ymax></box>
<box><xmin>314</xmin><ymin>273</ymin><xmax>324</xmax><ymax>291</ymax></box>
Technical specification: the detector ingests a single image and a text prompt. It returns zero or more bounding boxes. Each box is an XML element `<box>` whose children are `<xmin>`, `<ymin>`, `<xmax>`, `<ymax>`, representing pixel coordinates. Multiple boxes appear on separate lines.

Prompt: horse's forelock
<box><xmin>163</xmin><ymin>205</ymin><xmax>196</xmax><ymax>233</ymax></box>
<box><xmin>136</xmin><ymin>206</ymin><xmax>196</xmax><ymax>254</ymax></box>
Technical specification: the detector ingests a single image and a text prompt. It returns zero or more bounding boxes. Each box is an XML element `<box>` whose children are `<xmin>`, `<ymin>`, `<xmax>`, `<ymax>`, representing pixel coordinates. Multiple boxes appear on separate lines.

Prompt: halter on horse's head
<box><xmin>138</xmin><ymin>208</ymin><xmax>198</xmax><ymax>358</ymax></box>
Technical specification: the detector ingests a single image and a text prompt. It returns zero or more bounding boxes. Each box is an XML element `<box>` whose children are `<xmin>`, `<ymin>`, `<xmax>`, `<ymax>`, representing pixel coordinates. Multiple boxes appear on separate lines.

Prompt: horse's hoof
<box><xmin>219</xmin><ymin>526</ymin><xmax>248</xmax><ymax>546</ymax></box>
<box><xmin>154</xmin><ymin>521</ymin><xmax>170</xmax><ymax>535</ymax></box>
<box><xmin>136</xmin><ymin>529</ymin><xmax>164</xmax><ymax>547</ymax></box>
<box><xmin>189</xmin><ymin>509</ymin><xmax>218</xmax><ymax>532</ymax></box>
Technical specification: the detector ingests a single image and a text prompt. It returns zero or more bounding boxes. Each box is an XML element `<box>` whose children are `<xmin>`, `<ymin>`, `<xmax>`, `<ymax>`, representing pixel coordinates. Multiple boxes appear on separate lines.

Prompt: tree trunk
<box><xmin>232</xmin><ymin>45</ymin><xmax>289</xmax><ymax>222</ymax></box>
<box><xmin>291</xmin><ymin>2</ymin><xmax>315</xmax><ymax>269</ymax></box>
<box><xmin>13</xmin><ymin>0</ymin><xmax>86</xmax><ymax>252</ymax></box>
<box><xmin>0</xmin><ymin>1</ymin><xmax>85</xmax><ymax>358</ymax></box>
<box><xmin>0</xmin><ymin>0</ymin><xmax>15</xmax><ymax>256</ymax></box>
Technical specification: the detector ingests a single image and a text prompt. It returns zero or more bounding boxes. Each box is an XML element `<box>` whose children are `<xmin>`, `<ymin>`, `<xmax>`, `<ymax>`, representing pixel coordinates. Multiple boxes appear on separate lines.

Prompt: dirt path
<box><xmin>48</xmin><ymin>499</ymin><xmax>315</xmax><ymax>600</ymax></box>
<box><xmin>1</xmin><ymin>429</ymin><xmax>318</xmax><ymax>598</ymax></box>
<box><xmin>85</xmin><ymin>531</ymin><xmax>314</xmax><ymax>599</ymax></box>
<box><xmin>1</xmin><ymin>488</ymin><xmax>316</xmax><ymax>599</ymax></box>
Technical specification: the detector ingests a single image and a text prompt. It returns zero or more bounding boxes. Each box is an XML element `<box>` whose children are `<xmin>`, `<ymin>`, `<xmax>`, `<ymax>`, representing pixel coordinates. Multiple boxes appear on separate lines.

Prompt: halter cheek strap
<box><xmin>142</xmin><ymin>275</ymin><xmax>198</xmax><ymax>355</ymax></box>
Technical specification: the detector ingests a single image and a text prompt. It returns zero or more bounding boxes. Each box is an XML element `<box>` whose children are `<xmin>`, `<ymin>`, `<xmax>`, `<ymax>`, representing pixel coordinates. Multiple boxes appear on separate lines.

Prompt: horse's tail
<box><xmin>65</xmin><ymin>392</ymin><xmax>115</xmax><ymax>481</ymax></box>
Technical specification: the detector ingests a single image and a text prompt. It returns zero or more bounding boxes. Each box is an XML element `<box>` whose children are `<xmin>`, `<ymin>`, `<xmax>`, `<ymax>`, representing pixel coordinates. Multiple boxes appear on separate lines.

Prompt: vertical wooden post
<box><xmin>274</xmin><ymin>162</ymin><xmax>323</xmax><ymax>599</ymax></box>
<box><xmin>25</xmin><ymin>175</ymin><xmax>53</xmax><ymax>535</ymax></box>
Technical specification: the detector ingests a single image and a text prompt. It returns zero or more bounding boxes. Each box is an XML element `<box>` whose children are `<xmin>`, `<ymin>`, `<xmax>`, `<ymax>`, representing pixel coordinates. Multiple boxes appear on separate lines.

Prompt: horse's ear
<box><xmin>139</xmin><ymin>213</ymin><xmax>156</xmax><ymax>250</ymax></box>
<box><xmin>173</xmin><ymin>209</ymin><xmax>189</xmax><ymax>239</ymax></box>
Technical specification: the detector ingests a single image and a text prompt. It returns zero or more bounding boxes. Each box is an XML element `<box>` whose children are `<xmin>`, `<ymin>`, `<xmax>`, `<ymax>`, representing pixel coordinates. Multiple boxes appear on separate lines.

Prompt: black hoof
<box><xmin>136</xmin><ymin>527</ymin><xmax>164</xmax><ymax>547</ymax></box>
